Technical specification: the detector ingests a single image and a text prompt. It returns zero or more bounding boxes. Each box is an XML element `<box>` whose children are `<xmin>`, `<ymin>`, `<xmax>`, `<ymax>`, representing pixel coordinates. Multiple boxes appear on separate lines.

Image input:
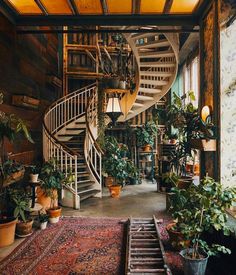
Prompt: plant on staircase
<box><xmin>136</xmin><ymin>121</ymin><xmax>158</xmax><ymax>152</ymax></box>
<box><xmin>39</xmin><ymin>158</ymin><xmax>65</xmax><ymax>223</ymax></box>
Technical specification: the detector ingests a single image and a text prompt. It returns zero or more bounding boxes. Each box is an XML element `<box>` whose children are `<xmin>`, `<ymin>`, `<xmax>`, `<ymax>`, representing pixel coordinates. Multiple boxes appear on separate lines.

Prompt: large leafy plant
<box><xmin>102</xmin><ymin>136</ymin><xmax>136</xmax><ymax>185</ymax></box>
<box><xmin>171</xmin><ymin>176</ymin><xmax>236</xmax><ymax>258</ymax></box>
<box><xmin>0</xmin><ymin>92</ymin><xmax>33</xmax><ymax>190</ymax></box>
<box><xmin>40</xmin><ymin>158</ymin><xmax>65</xmax><ymax>208</ymax></box>
<box><xmin>136</xmin><ymin>121</ymin><xmax>158</xmax><ymax>147</ymax></box>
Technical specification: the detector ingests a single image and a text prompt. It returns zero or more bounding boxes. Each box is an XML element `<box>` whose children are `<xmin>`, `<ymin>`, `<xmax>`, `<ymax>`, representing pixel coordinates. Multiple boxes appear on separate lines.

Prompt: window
<box><xmin>183</xmin><ymin>56</ymin><xmax>199</xmax><ymax>107</ymax></box>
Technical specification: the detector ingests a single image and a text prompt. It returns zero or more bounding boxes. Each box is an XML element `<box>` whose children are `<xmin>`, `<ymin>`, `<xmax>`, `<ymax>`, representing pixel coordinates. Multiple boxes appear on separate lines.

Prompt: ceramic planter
<box><xmin>109</xmin><ymin>185</ymin><xmax>122</xmax><ymax>198</ymax></box>
<box><xmin>29</xmin><ymin>173</ymin><xmax>39</xmax><ymax>183</ymax></box>
<box><xmin>16</xmin><ymin>219</ymin><xmax>33</xmax><ymax>237</ymax></box>
<box><xmin>40</xmin><ymin>221</ymin><xmax>48</xmax><ymax>230</ymax></box>
<box><xmin>180</xmin><ymin>248</ymin><xmax>209</xmax><ymax>275</ymax></box>
<box><xmin>0</xmin><ymin>217</ymin><xmax>17</xmax><ymax>247</ymax></box>
<box><xmin>47</xmin><ymin>207</ymin><xmax>62</xmax><ymax>223</ymax></box>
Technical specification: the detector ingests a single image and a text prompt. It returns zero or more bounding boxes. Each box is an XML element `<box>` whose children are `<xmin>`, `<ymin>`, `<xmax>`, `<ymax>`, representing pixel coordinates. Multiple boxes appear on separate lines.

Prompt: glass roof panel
<box><xmin>7</xmin><ymin>0</ymin><xmax>42</xmax><ymax>14</ymax></box>
<box><xmin>140</xmin><ymin>0</ymin><xmax>165</xmax><ymax>13</ymax></box>
<box><xmin>40</xmin><ymin>0</ymin><xmax>72</xmax><ymax>15</ymax></box>
<box><xmin>106</xmin><ymin>0</ymin><xmax>132</xmax><ymax>14</ymax></box>
<box><xmin>74</xmin><ymin>0</ymin><xmax>103</xmax><ymax>14</ymax></box>
<box><xmin>170</xmin><ymin>0</ymin><xmax>200</xmax><ymax>13</ymax></box>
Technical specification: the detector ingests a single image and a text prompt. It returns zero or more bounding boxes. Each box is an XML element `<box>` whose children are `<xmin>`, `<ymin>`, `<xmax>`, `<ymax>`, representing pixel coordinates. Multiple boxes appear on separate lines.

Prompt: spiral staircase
<box><xmin>43</xmin><ymin>29</ymin><xmax>179</xmax><ymax>209</ymax></box>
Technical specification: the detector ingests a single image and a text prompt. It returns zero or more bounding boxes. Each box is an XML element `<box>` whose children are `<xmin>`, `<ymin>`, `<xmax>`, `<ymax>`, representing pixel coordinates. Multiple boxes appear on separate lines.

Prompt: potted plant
<box><xmin>11</xmin><ymin>190</ymin><xmax>33</xmax><ymax>237</ymax></box>
<box><xmin>170</xmin><ymin>176</ymin><xmax>236</xmax><ymax>275</ymax></box>
<box><xmin>127</xmin><ymin>160</ymin><xmax>140</xmax><ymax>185</ymax></box>
<box><xmin>29</xmin><ymin>163</ymin><xmax>41</xmax><ymax>183</ymax></box>
<box><xmin>136</xmin><ymin>121</ymin><xmax>158</xmax><ymax>152</ymax></box>
<box><xmin>39</xmin><ymin>158</ymin><xmax>64</xmax><ymax>223</ymax></box>
<box><xmin>39</xmin><ymin>213</ymin><xmax>49</xmax><ymax>230</ymax></box>
<box><xmin>0</xmin><ymin>92</ymin><xmax>33</xmax><ymax>246</ymax></box>
<box><xmin>1</xmin><ymin>160</ymin><xmax>25</xmax><ymax>187</ymax></box>
<box><xmin>102</xmin><ymin>136</ymin><xmax>130</xmax><ymax>197</ymax></box>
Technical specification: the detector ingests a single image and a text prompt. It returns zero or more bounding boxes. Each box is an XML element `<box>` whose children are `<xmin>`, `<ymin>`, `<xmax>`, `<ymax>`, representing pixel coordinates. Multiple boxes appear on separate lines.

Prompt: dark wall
<box><xmin>0</xmin><ymin>14</ymin><xmax>61</xmax><ymax>163</ymax></box>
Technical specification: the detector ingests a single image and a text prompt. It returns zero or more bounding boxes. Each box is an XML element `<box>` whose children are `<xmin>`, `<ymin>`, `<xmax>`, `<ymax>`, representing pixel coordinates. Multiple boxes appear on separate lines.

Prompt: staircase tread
<box><xmin>136</xmin><ymin>95</ymin><xmax>153</xmax><ymax>101</ymax></box>
<box><xmin>140</xmin><ymin>62</ymin><xmax>176</xmax><ymax>68</ymax></box>
<box><xmin>66</xmin><ymin>127</ymin><xmax>86</xmax><ymax>130</ymax></box>
<box><xmin>77</xmin><ymin>182</ymin><xmax>95</xmax><ymax>189</ymax></box>
<box><xmin>79</xmin><ymin>189</ymin><xmax>100</xmax><ymax>200</ymax></box>
<box><xmin>139</xmin><ymin>87</ymin><xmax>162</xmax><ymax>94</ymax></box>
<box><xmin>137</xmin><ymin>39</ymin><xmax>169</xmax><ymax>48</ymax></box>
<box><xmin>139</xmin><ymin>50</ymin><xmax>174</xmax><ymax>58</ymax></box>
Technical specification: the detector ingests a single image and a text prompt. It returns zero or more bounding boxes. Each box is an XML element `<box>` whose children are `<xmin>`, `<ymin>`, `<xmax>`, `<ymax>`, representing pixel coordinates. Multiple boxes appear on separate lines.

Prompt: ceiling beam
<box><xmin>163</xmin><ymin>0</ymin><xmax>173</xmax><ymax>14</ymax></box>
<box><xmin>34</xmin><ymin>0</ymin><xmax>48</xmax><ymax>15</ymax></box>
<box><xmin>100</xmin><ymin>0</ymin><xmax>108</xmax><ymax>15</ymax></box>
<box><xmin>0</xmin><ymin>0</ymin><xmax>16</xmax><ymax>24</ymax></box>
<box><xmin>67</xmin><ymin>0</ymin><xmax>79</xmax><ymax>15</ymax></box>
<box><xmin>15</xmin><ymin>14</ymin><xmax>199</xmax><ymax>27</ymax></box>
<box><xmin>132</xmin><ymin>0</ymin><xmax>141</xmax><ymax>14</ymax></box>
<box><xmin>17</xmin><ymin>28</ymin><xmax>199</xmax><ymax>34</ymax></box>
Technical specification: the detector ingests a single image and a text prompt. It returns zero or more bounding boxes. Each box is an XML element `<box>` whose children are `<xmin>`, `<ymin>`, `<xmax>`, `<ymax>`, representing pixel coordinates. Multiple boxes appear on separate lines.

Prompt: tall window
<box><xmin>183</xmin><ymin>56</ymin><xmax>199</xmax><ymax>107</ymax></box>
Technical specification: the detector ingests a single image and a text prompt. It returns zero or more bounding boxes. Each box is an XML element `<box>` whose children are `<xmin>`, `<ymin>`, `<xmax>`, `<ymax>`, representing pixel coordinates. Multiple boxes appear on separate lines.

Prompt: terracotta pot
<box><xmin>0</xmin><ymin>218</ymin><xmax>17</xmax><ymax>247</ymax></box>
<box><xmin>36</xmin><ymin>187</ymin><xmax>58</xmax><ymax>209</ymax></box>
<box><xmin>142</xmin><ymin>144</ymin><xmax>152</xmax><ymax>152</ymax></box>
<box><xmin>47</xmin><ymin>207</ymin><xmax>62</xmax><ymax>223</ymax></box>
<box><xmin>105</xmin><ymin>176</ymin><xmax>114</xmax><ymax>187</ymax></box>
<box><xmin>109</xmin><ymin>185</ymin><xmax>122</xmax><ymax>198</ymax></box>
<box><xmin>166</xmin><ymin>222</ymin><xmax>190</xmax><ymax>250</ymax></box>
<box><xmin>16</xmin><ymin>219</ymin><xmax>33</xmax><ymax>237</ymax></box>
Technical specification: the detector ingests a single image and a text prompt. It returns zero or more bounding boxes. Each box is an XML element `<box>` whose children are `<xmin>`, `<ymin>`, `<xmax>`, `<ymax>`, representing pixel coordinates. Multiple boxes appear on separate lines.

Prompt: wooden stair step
<box><xmin>65</xmin><ymin>127</ymin><xmax>85</xmax><ymax>131</ymax></box>
<box><xmin>137</xmin><ymin>39</ymin><xmax>170</xmax><ymax>49</ymax></box>
<box><xmin>140</xmin><ymin>71</ymin><xmax>172</xmax><ymax>77</ymax></box>
<box><xmin>140</xmin><ymin>61</ymin><xmax>176</xmax><ymax>68</ymax></box>
<box><xmin>132</xmin><ymin>32</ymin><xmax>156</xmax><ymax>40</ymax></box>
<box><xmin>133</xmin><ymin>102</ymin><xmax>144</xmax><ymax>108</ymax></box>
<box><xmin>139</xmin><ymin>87</ymin><xmax>162</xmax><ymax>94</ymax></box>
<box><xmin>140</xmin><ymin>79</ymin><xmax>168</xmax><ymax>86</ymax></box>
<box><xmin>136</xmin><ymin>95</ymin><xmax>153</xmax><ymax>101</ymax></box>
<box><xmin>79</xmin><ymin>189</ymin><xmax>100</xmax><ymax>201</ymax></box>
<box><xmin>139</xmin><ymin>50</ymin><xmax>175</xmax><ymax>58</ymax></box>
<box><xmin>77</xmin><ymin>182</ymin><xmax>95</xmax><ymax>189</ymax></box>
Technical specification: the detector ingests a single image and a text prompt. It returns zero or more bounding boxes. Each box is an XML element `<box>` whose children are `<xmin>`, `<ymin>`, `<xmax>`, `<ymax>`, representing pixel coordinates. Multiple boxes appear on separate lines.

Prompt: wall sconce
<box><xmin>201</xmin><ymin>105</ymin><xmax>211</xmax><ymax>123</ymax></box>
<box><xmin>105</xmin><ymin>93</ymin><xmax>123</xmax><ymax>125</ymax></box>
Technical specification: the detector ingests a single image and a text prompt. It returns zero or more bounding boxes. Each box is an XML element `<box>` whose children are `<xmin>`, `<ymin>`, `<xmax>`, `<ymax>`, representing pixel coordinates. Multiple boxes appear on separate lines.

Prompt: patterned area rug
<box><xmin>0</xmin><ymin>217</ymin><xmax>126</xmax><ymax>275</ymax></box>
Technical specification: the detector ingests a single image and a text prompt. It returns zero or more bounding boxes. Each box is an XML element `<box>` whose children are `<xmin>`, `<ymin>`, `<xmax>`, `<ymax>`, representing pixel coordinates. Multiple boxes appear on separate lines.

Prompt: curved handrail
<box><xmin>43</xmin><ymin>83</ymin><xmax>97</xmax><ymax>208</ymax></box>
<box><xmin>121</xmin><ymin>27</ymin><xmax>179</xmax><ymax>121</ymax></box>
<box><xmin>84</xmin><ymin>87</ymin><xmax>103</xmax><ymax>185</ymax></box>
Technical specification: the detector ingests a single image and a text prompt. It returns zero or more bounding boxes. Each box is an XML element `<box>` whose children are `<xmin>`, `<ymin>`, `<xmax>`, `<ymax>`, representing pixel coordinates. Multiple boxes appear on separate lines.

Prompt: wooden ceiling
<box><xmin>5</xmin><ymin>0</ymin><xmax>202</xmax><ymax>16</ymax></box>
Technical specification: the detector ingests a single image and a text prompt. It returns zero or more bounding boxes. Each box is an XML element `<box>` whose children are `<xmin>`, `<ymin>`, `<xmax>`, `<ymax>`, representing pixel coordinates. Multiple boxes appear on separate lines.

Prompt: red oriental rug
<box><xmin>0</xmin><ymin>217</ymin><xmax>126</xmax><ymax>275</ymax></box>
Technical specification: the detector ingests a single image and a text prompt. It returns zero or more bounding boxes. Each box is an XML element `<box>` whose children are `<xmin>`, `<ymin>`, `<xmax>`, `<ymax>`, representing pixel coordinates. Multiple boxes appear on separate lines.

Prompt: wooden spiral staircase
<box><xmin>43</xmin><ymin>30</ymin><xmax>179</xmax><ymax>209</ymax></box>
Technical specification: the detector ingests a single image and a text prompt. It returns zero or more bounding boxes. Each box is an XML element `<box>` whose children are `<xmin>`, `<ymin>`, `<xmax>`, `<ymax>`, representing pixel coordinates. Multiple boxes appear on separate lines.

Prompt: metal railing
<box><xmin>43</xmin><ymin>83</ymin><xmax>97</xmax><ymax>208</ymax></box>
